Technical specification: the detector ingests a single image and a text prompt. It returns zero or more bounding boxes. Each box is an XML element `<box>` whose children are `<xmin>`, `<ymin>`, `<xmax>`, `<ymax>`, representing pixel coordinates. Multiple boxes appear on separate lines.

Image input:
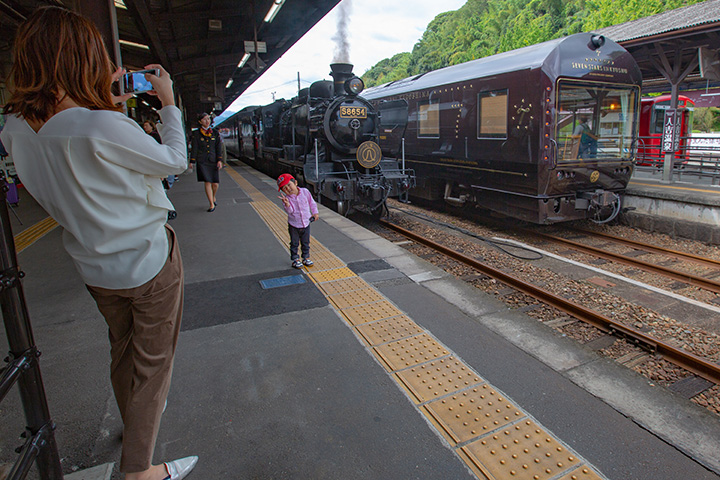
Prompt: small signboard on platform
<box><xmin>662</xmin><ymin>109</ymin><xmax>681</xmax><ymax>152</ymax></box>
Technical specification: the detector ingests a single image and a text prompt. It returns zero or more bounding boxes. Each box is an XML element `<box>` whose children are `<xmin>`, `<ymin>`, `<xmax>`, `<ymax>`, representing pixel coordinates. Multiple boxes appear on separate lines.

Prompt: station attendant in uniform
<box><xmin>1</xmin><ymin>6</ymin><xmax>197</xmax><ymax>480</ymax></box>
<box><xmin>189</xmin><ymin>112</ymin><xmax>223</xmax><ymax>212</ymax></box>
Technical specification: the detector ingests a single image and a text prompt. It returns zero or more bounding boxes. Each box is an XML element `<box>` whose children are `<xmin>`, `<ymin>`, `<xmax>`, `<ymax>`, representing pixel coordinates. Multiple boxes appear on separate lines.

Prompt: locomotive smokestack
<box><xmin>330</xmin><ymin>63</ymin><xmax>354</xmax><ymax>96</ymax></box>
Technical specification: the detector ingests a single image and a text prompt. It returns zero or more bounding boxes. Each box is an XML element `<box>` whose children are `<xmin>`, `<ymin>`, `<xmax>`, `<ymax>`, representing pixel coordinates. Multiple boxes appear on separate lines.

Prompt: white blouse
<box><xmin>1</xmin><ymin>105</ymin><xmax>187</xmax><ymax>289</ymax></box>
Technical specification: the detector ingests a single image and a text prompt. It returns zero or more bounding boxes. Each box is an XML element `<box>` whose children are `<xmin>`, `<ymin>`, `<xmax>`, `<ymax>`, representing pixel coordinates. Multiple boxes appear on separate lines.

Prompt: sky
<box><xmin>215</xmin><ymin>0</ymin><xmax>467</xmax><ymax>123</ymax></box>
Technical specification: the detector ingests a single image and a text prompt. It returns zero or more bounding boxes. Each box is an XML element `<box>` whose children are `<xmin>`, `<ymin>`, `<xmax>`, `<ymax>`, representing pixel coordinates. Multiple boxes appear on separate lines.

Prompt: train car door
<box><xmin>377</xmin><ymin>99</ymin><xmax>409</xmax><ymax>157</ymax></box>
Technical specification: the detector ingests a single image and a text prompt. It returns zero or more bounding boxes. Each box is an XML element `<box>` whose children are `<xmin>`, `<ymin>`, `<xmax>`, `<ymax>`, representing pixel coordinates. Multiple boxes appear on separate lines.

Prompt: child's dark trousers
<box><xmin>288</xmin><ymin>223</ymin><xmax>311</xmax><ymax>260</ymax></box>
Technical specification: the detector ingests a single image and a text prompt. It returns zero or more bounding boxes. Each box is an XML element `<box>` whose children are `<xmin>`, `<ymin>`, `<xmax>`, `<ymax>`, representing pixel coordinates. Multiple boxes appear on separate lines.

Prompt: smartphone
<box><xmin>121</xmin><ymin>69</ymin><xmax>159</xmax><ymax>94</ymax></box>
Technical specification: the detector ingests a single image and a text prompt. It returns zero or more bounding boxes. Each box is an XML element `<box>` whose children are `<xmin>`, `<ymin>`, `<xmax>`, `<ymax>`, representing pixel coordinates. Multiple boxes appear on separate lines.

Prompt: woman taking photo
<box><xmin>2</xmin><ymin>7</ymin><xmax>197</xmax><ymax>480</ymax></box>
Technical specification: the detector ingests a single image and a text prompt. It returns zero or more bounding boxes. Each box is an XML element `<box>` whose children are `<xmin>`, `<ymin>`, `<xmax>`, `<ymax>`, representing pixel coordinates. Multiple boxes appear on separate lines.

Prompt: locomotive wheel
<box><xmin>371</xmin><ymin>201</ymin><xmax>387</xmax><ymax>218</ymax></box>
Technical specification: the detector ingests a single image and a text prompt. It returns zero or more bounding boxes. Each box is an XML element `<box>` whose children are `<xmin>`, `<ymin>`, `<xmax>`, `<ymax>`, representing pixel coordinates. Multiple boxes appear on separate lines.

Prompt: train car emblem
<box><xmin>590</xmin><ymin>170</ymin><xmax>600</xmax><ymax>183</ymax></box>
<box><xmin>356</xmin><ymin>141</ymin><xmax>382</xmax><ymax>168</ymax></box>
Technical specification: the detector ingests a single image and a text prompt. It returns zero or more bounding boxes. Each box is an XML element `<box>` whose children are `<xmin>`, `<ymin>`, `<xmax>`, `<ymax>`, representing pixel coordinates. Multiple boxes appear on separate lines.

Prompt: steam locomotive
<box><xmin>220</xmin><ymin>64</ymin><xmax>415</xmax><ymax>215</ymax></box>
<box><xmin>363</xmin><ymin>32</ymin><xmax>643</xmax><ymax>224</ymax></box>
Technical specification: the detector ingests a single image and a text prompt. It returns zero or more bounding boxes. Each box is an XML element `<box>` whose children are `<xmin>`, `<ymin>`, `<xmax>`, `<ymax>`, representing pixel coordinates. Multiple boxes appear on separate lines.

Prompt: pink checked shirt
<box><xmin>283</xmin><ymin>187</ymin><xmax>318</xmax><ymax>228</ymax></box>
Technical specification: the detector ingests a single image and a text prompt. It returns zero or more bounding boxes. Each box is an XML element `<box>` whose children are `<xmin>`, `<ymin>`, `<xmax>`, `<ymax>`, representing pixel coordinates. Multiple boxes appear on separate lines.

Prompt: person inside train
<box><xmin>573</xmin><ymin>114</ymin><xmax>598</xmax><ymax>159</ymax></box>
<box><xmin>1</xmin><ymin>6</ymin><xmax>197</xmax><ymax>480</ymax></box>
<box><xmin>277</xmin><ymin>173</ymin><xmax>319</xmax><ymax>268</ymax></box>
<box><xmin>189</xmin><ymin>112</ymin><xmax>223</xmax><ymax>212</ymax></box>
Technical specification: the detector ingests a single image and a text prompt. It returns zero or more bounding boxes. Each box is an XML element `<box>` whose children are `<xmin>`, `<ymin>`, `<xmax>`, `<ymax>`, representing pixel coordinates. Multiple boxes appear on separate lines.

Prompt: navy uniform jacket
<box><xmin>190</xmin><ymin>128</ymin><xmax>223</xmax><ymax>165</ymax></box>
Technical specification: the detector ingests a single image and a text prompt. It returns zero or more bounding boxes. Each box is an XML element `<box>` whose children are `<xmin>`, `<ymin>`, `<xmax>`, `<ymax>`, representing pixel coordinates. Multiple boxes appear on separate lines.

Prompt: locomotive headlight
<box><xmin>345</xmin><ymin>77</ymin><xmax>365</xmax><ymax>95</ymax></box>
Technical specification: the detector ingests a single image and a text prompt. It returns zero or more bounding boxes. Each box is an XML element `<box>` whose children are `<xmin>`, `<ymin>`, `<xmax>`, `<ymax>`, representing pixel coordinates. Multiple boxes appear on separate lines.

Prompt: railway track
<box><xmin>570</xmin><ymin>227</ymin><xmax>720</xmax><ymax>270</ymax></box>
<box><xmin>379</xmin><ymin>217</ymin><xmax>720</xmax><ymax>386</ymax></box>
<box><xmin>352</xmin><ymin>202</ymin><xmax>720</xmax><ymax>412</ymax></box>
<box><xmin>518</xmin><ymin>227</ymin><xmax>720</xmax><ymax>294</ymax></box>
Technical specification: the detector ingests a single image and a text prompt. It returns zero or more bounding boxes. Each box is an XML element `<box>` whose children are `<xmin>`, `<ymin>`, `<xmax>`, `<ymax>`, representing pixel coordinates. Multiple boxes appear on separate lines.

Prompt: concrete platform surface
<box><xmin>1</xmin><ymin>163</ymin><xmax>719</xmax><ymax>480</ymax></box>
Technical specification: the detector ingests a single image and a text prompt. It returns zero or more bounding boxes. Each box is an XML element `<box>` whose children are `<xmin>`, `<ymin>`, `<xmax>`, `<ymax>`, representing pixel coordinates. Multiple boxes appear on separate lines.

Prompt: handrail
<box><xmin>635</xmin><ymin>134</ymin><xmax>720</xmax><ymax>183</ymax></box>
<box><xmin>0</xmin><ymin>183</ymin><xmax>63</xmax><ymax>479</ymax></box>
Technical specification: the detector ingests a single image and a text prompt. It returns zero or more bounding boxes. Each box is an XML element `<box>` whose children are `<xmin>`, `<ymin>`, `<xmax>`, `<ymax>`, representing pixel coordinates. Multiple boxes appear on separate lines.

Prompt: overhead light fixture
<box><xmin>264</xmin><ymin>0</ymin><xmax>286</xmax><ymax>23</ymax></box>
<box><xmin>119</xmin><ymin>39</ymin><xmax>150</xmax><ymax>50</ymax></box>
<box><xmin>226</xmin><ymin>79</ymin><xmax>234</xmax><ymax>89</ymax></box>
<box><xmin>114</xmin><ymin>0</ymin><xmax>127</xmax><ymax>9</ymax></box>
<box><xmin>237</xmin><ymin>53</ymin><xmax>251</xmax><ymax>68</ymax></box>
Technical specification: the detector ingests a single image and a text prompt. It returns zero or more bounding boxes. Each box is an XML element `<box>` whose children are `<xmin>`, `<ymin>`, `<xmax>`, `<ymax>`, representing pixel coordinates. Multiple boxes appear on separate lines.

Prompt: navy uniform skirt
<box><xmin>196</xmin><ymin>162</ymin><xmax>219</xmax><ymax>183</ymax></box>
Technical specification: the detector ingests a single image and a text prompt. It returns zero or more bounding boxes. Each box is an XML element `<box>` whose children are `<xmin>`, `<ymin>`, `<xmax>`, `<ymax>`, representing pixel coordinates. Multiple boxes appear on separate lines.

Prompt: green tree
<box><xmin>693</xmin><ymin>107</ymin><xmax>720</xmax><ymax>133</ymax></box>
<box><xmin>362</xmin><ymin>53</ymin><xmax>412</xmax><ymax>86</ymax></box>
<box><xmin>362</xmin><ymin>0</ymin><xmax>709</xmax><ymax>88</ymax></box>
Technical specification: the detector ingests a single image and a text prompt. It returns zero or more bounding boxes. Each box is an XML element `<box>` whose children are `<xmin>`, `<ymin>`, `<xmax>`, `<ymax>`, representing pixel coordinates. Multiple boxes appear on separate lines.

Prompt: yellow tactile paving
<box><xmin>340</xmin><ymin>300</ymin><xmax>404</xmax><ymax>326</ymax></box>
<box><xmin>307</xmin><ymin>267</ymin><xmax>356</xmax><ymax>283</ymax></box>
<box><xmin>459</xmin><ymin>419</ymin><xmax>584</xmax><ymax>480</ymax></box>
<box><xmin>327</xmin><ymin>287</ymin><xmax>386</xmax><ymax>310</ymax></box>
<box><xmin>226</xmin><ymin>163</ymin><xmax>607</xmax><ymax>480</ymax></box>
<box><xmin>557</xmin><ymin>466</ymin><xmax>607</xmax><ymax>480</ymax></box>
<box><xmin>13</xmin><ymin>216</ymin><xmax>59</xmax><ymax>253</ymax></box>
<box><xmin>422</xmin><ymin>384</ymin><xmax>525</xmax><ymax>445</ymax></box>
<box><xmin>315</xmin><ymin>276</ymin><xmax>369</xmax><ymax>296</ymax></box>
<box><xmin>394</xmin><ymin>355</ymin><xmax>482</xmax><ymax>403</ymax></box>
<box><xmin>373</xmin><ymin>333</ymin><xmax>450</xmax><ymax>371</ymax></box>
<box><xmin>354</xmin><ymin>315</ymin><xmax>424</xmax><ymax>346</ymax></box>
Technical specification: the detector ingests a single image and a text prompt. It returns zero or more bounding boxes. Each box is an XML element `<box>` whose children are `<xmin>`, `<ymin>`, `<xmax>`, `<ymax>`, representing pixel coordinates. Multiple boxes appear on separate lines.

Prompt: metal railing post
<box><xmin>0</xmin><ymin>184</ymin><xmax>63</xmax><ymax>480</ymax></box>
<box><xmin>314</xmin><ymin>138</ymin><xmax>320</xmax><ymax>202</ymax></box>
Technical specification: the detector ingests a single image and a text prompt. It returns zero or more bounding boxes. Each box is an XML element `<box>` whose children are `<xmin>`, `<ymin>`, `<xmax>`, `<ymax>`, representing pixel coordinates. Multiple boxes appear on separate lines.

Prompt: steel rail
<box><xmin>380</xmin><ymin>218</ymin><xmax>720</xmax><ymax>385</ymax></box>
<box><xmin>571</xmin><ymin>227</ymin><xmax>720</xmax><ymax>269</ymax></box>
<box><xmin>523</xmin><ymin>229</ymin><xmax>720</xmax><ymax>294</ymax></box>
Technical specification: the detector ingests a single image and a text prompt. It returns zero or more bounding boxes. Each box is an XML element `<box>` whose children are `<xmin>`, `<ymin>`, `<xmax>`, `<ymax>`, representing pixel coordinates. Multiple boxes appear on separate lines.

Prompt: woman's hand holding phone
<box><xmin>111</xmin><ymin>67</ymin><xmax>133</xmax><ymax>105</ymax></box>
<box><xmin>111</xmin><ymin>65</ymin><xmax>175</xmax><ymax>107</ymax></box>
<box><xmin>143</xmin><ymin>64</ymin><xmax>175</xmax><ymax>107</ymax></box>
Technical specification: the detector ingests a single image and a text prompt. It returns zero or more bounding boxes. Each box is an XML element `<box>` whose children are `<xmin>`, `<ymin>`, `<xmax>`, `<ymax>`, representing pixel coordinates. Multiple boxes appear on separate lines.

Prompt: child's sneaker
<box><xmin>292</xmin><ymin>259</ymin><xmax>303</xmax><ymax>269</ymax></box>
<box><xmin>303</xmin><ymin>258</ymin><xmax>314</xmax><ymax>267</ymax></box>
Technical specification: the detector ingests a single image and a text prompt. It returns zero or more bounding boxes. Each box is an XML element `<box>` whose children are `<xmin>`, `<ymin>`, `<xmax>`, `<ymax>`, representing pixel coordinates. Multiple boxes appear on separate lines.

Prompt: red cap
<box><xmin>277</xmin><ymin>173</ymin><xmax>295</xmax><ymax>190</ymax></box>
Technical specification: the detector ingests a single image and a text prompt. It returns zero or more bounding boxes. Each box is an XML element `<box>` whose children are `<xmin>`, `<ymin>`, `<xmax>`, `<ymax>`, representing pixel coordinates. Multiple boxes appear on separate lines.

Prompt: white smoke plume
<box><xmin>332</xmin><ymin>0</ymin><xmax>352</xmax><ymax>63</ymax></box>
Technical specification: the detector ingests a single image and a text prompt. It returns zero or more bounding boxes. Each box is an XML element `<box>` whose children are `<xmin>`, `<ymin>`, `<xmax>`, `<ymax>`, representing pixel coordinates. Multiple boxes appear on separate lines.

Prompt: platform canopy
<box><xmin>0</xmin><ymin>0</ymin><xmax>342</xmax><ymax>118</ymax></box>
<box><xmin>595</xmin><ymin>0</ymin><xmax>720</xmax><ymax>107</ymax></box>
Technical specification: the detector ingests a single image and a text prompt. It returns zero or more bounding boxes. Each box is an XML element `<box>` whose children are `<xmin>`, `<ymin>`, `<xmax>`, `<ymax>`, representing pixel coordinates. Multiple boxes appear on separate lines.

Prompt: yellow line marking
<box><xmin>225</xmin><ymin>162</ymin><xmax>607</xmax><ymax>480</ymax></box>
<box><xmin>13</xmin><ymin>216</ymin><xmax>59</xmax><ymax>253</ymax></box>
<box><xmin>629</xmin><ymin>181</ymin><xmax>720</xmax><ymax>195</ymax></box>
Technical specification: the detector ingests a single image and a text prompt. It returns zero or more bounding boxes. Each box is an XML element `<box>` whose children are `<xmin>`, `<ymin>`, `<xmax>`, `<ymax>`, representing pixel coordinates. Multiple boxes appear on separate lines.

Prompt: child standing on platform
<box><xmin>277</xmin><ymin>173</ymin><xmax>319</xmax><ymax>268</ymax></box>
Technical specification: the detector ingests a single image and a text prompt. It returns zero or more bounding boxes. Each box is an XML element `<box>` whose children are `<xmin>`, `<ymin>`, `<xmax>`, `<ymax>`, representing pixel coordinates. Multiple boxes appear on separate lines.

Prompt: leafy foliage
<box><xmin>693</xmin><ymin>107</ymin><xmax>720</xmax><ymax>133</ymax></box>
<box><xmin>361</xmin><ymin>0</ymin><xmax>706</xmax><ymax>87</ymax></box>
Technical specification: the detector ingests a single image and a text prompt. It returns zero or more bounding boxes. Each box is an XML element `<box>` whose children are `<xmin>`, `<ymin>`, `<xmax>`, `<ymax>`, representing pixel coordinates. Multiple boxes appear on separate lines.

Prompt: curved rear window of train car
<box><xmin>556</xmin><ymin>80</ymin><xmax>639</xmax><ymax>162</ymax></box>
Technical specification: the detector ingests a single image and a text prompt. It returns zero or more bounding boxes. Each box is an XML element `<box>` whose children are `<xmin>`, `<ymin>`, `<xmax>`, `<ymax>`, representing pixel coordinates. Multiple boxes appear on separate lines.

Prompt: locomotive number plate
<box><xmin>340</xmin><ymin>106</ymin><xmax>367</xmax><ymax>119</ymax></box>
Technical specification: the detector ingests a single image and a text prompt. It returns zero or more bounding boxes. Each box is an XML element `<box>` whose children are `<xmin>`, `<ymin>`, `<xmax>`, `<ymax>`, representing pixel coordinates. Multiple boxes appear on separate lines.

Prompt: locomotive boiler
<box><xmin>221</xmin><ymin>63</ymin><xmax>414</xmax><ymax>215</ymax></box>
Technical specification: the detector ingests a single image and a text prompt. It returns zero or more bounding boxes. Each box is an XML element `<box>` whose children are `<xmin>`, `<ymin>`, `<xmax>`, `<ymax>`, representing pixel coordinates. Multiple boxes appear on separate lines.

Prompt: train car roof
<box><xmin>363</xmin><ymin>33</ymin><xmax>635</xmax><ymax>100</ymax></box>
<box><xmin>641</xmin><ymin>94</ymin><xmax>695</xmax><ymax>104</ymax></box>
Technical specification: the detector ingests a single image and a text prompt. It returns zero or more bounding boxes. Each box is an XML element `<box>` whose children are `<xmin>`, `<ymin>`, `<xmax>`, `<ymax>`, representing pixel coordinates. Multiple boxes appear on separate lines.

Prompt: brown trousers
<box><xmin>87</xmin><ymin>225</ymin><xmax>184</xmax><ymax>473</ymax></box>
